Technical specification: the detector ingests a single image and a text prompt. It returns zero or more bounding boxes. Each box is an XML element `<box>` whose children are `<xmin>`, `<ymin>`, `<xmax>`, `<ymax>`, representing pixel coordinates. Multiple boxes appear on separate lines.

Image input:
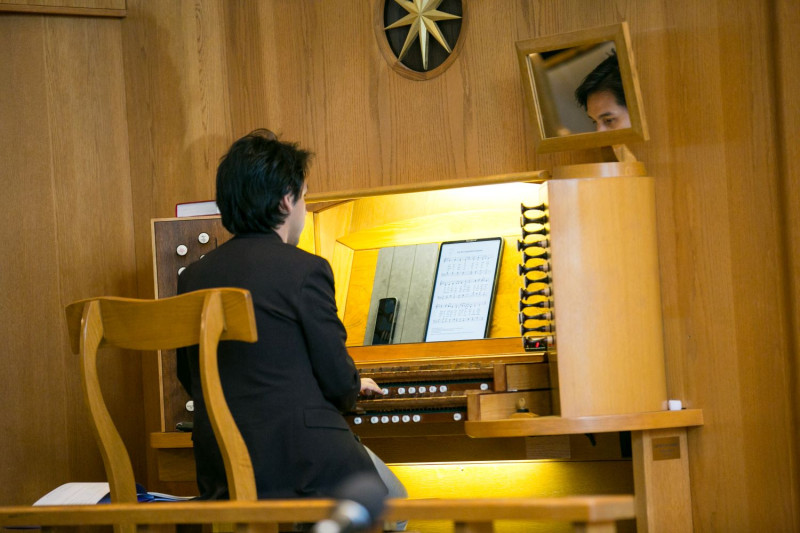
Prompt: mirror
<box><xmin>515</xmin><ymin>22</ymin><xmax>648</xmax><ymax>153</ymax></box>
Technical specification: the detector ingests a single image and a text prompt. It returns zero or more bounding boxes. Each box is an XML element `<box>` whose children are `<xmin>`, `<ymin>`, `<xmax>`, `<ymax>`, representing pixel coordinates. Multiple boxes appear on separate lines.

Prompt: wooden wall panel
<box><xmin>774</xmin><ymin>0</ymin><xmax>800</xmax><ymax>521</ymax></box>
<box><xmin>713</xmin><ymin>3</ymin><xmax>794</xmax><ymax>528</ymax></box>
<box><xmin>122</xmin><ymin>0</ymin><xmax>232</xmax><ymax>299</ymax></box>
<box><xmin>0</xmin><ymin>15</ymin><xmax>72</xmax><ymax>507</ymax></box>
<box><xmin>44</xmin><ymin>11</ymin><xmax>142</xmax><ymax>494</ymax></box>
<box><xmin>632</xmin><ymin>0</ymin><xmax>796</xmax><ymax>529</ymax></box>
<box><xmin>121</xmin><ymin>0</ymin><xmax>233</xmax><ymax>495</ymax></box>
<box><xmin>0</xmin><ymin>0</ymin><xmax>123</xmax><ymax>7</ymax></box>
<box><xmin>219</xmin><ymin>0</ymin><xmax>598</xmax><ymax>193</ymax></box>
<box><xmin>0</xmin><ymin>0</ymin><xmax>125</xmax><ymax>17</ymax></box>
<box><xmin>0</xmin><ymin>14</ymin><xmax>139</xmax><ymax>505</ymax></box>
<box><xmin>641</xmin><ymin>0</ymin><xmax>753</xmax><ymax>528</ymax></box>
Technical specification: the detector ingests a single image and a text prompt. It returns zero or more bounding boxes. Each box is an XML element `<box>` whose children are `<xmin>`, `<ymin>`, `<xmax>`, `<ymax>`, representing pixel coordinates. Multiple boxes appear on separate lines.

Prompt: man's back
<box><xmin>176</xmin><ymin>231</ymin><xmax>380</xmax><ymax>499</ymax></box>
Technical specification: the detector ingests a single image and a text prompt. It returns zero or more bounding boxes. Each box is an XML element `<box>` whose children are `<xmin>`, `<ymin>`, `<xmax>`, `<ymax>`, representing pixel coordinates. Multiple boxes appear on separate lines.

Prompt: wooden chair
<box><xmin>62</xmin><ymin>288</ymin><xmax>259</xmax><ymax>533</ymax></box>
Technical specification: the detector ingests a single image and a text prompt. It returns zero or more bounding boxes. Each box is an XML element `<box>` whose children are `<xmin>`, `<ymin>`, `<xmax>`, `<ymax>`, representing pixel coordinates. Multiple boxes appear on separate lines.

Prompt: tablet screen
<box><xmin>424</xmin><ymin>237</ymin><xmax>504</xmax><ymax>342</ymax></box>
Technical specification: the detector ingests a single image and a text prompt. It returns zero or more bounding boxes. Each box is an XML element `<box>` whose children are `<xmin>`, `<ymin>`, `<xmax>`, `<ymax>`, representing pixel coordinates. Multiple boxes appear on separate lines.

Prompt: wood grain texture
<box><xmin>632</xmin><ymin>428</ymin><xmax>693</xmax><ymax>532</ymax></box>
<box><xmin>122</xmin><ymin>0</ymin><xmax>233</xmax><ymax>304</ymax></box>
<box><xmin>773</xmin><ymin>1</ymin><xmax>800</xmax><ymax>526</ymax></box>
<box><xmin>0</xmin><ymin>15</ymin><xmax>73</xmax><ymax>507</ymax></box>
<box><xmin>0</xmin><ymin>495</ymin><xmax>636</xmax><ymax>530</ymax></box>
<box><xmin>546</xmin><ymin>175</ymin><xmax>667</xmax><ymax>417</ymax></box>
<box><xmin>0</xmin><ymin>0</ymin><xmax>123</xmax><ymax>7</ymax></box>
<box><xmin>629</xmin><ymin>1</ymin><xmax>798</xmax><ymax>529</ymax></box>
<box><xmin>43</xmin><ymin>8</ymin><xmax>145</xmax><ymax>507</ymax></box>
<box><xmin>0</xmin><ymin>0</ymin><xmax>125</xmax><ymax>16</ymax></box>
<box><xmin>121</xmin><ymin>1</ymin><xmax>234</xmax><ymax>496</ymax></box>
<box><xmin>465</xmin><ymin>410</ymin><xmax>704</xmax><ymax>438</ymax></box>
<box><xmin>0</xmin><ymin>13</ymin><xmax>139</xmax><ymax>506</ymax></box>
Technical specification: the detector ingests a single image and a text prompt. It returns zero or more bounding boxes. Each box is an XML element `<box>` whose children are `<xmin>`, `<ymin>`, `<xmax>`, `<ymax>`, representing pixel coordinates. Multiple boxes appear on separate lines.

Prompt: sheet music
<box><xmin>425</xmin><ymin>238</ymin><xmax>503</xmax><ymax>342</ymax></box>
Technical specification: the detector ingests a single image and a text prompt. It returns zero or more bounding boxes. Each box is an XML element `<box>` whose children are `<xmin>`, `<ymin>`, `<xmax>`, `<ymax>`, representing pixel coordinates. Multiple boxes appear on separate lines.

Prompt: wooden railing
<box><xmin>1</xmin><ymin>495</ymin><xmax>635</xmax><ymax>533</ymax></box>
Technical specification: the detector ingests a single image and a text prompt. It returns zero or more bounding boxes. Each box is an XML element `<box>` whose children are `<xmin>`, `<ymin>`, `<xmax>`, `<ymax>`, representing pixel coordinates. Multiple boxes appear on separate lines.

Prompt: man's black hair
<box><xmin>216</xmin><ymin>129</ymin><xmax>312</xmax><ymax>235</ymax></box>
<box><xmin>574</xmin><ymin>50</ymin><xmax>626</xmax><ymax>110</ymax></box>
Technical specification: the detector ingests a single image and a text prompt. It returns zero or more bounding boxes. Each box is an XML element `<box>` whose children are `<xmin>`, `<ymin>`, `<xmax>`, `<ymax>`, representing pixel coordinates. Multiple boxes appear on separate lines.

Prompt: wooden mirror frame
<box><xmin>515</xmin><ymin>22</ymin><xmax>648</xmax><ymax>153</ymax></box>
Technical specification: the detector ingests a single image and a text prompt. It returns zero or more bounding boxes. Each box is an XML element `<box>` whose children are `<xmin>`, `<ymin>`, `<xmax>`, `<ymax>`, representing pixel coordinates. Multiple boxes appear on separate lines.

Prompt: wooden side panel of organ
<box><xmin>151</xmin><ymin>216</ymin><xmax>232</xmax><ymax>431</ymax></box>
<box><xmin>542</xmin><ymin>169</ymin><xmax>668</xmax><ymax>417</ymax></box>
<box><xmin>467</xmin><ymin>166</ymin><xmax>668</xmax><ymax>432</ymax></box>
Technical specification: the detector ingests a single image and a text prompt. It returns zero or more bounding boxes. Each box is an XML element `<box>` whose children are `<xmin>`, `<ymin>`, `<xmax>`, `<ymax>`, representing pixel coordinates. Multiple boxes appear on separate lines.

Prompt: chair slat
<box><xmin>65</xmin><ymin>288</ymin><xmax>257</xmax><ymax>353</ymax></box>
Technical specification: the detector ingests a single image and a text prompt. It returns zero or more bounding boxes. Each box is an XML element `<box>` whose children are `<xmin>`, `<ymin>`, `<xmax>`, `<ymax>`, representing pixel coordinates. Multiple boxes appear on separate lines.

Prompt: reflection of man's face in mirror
<box><xmin>575</xmin><ymin>50</ymin><xmax>630</xmax><ymax>132</ymax></box>
<box><xmin>586</xmin><ymin>90</ymin><xmax>630</xmax><ymax>132</ymax></box>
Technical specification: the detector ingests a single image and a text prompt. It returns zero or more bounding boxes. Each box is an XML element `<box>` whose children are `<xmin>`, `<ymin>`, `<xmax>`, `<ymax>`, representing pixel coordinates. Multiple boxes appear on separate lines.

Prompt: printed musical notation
<box><xmin>425</xmin><ymin>238</ymin><xmax>503</xmax><ymax>343</ymax></box>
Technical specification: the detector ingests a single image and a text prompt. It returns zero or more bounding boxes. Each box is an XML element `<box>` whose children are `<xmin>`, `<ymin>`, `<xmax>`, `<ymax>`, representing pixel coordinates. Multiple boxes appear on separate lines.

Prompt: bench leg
<box><xmin>632</xmin><ymin>427</ymin><xmax>694</xmax><ymax>532</ymax></box>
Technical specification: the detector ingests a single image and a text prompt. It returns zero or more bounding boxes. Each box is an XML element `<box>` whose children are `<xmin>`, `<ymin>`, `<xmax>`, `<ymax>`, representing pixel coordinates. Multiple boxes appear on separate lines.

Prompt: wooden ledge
<box><xmin>152</xmin><ymin>409</ymin><xmax>703</xmax><ymax>449</ymax></box>
<box><xmin>151</xmin><ymin>431</ymin><xmax>192</xmax><ymax>449</ymax></box>
<box><xmin>388</xmin><ymin>496</ymin><xmax>635</xmax><ymax>523</ymax></box>
<box><xmin>349</xmin><ymin>337</ymin><xmax>545</xmax><ymax>364</ymax></box>
<box><xmin>0</xmin><ymin>495</ymin><xmax>634</xmax><ymax>528</ymax></box>
<box><xmin>306</xmin><ymin>170</ymin><xmax>549</xmax><ymax>203</ymax></box>
<box><xmin>551</xmin><ymin>162</ymin><xmax>647</xmax><ymax>180</ymax></box>
<box><xmin>0</xmin><ymin>5</ymin><xmax>126</xmax><ymax>17</ymax></box>
<box><xmin>465</xmin><ymin>409</ymin><xmax>704</xmax><ymax>438</ymax></box>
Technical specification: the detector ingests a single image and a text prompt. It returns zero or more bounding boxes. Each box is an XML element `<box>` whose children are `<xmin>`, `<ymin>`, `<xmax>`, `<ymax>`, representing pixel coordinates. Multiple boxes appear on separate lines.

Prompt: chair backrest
<box><xmin>65</xmin><ymin>288</ymin><xmax>259</xmax><ymax>507</ymax></box>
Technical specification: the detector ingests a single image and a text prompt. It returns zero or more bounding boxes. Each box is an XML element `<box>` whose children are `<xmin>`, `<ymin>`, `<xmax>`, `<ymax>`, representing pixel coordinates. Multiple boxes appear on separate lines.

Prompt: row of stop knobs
<box><xmin>519</xmin><ymin>203</ymin><xmax>554</xmax><ymax>351</ymax></box>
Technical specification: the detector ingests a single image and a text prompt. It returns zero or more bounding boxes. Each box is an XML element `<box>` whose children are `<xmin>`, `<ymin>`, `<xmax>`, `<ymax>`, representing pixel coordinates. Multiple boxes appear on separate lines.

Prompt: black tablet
<box><xmin>424</xmin><ymin>237</ymin><xmax>504</xmax><ymax>342</ymax></box>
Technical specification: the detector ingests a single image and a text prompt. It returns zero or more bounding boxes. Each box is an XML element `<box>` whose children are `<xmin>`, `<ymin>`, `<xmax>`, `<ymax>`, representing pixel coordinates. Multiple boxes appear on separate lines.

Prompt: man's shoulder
<box><xmin>222</xmin><ymin>234</ymin><xmax>319</xmax><ymax>260</ymax></box>
<box><xmin>179</xmin><ymin>235</ymin><xmax>331</xmax><ymax>287</ymax></box>
<box><xmin>282</xmin><ymin>245</ymin><xmax>332</xmax><ymax>274</ymax></box>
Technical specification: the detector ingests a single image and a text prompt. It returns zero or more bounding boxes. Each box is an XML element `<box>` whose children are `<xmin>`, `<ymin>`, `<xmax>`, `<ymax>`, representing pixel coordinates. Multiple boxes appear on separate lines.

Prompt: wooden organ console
<box><xmin>145</xmin><ymin>165</ymin><xmax>703</xmax><ymax>532</ymax></box>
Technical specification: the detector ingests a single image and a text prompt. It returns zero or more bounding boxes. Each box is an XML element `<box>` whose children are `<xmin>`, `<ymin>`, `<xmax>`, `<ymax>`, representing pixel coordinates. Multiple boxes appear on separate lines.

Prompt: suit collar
<box><xmin>234</xmin><ymin>230</ymin><xmax>283</xmax><ymax>243</ymax></box>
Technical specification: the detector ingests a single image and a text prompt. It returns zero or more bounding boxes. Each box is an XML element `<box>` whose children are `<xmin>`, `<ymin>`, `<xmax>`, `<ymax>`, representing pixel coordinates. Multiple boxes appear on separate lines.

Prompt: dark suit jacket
<box><xmin>176</xmin><ymin>231</ymin><xmax>381</xmax><ymax>499</ymax></box>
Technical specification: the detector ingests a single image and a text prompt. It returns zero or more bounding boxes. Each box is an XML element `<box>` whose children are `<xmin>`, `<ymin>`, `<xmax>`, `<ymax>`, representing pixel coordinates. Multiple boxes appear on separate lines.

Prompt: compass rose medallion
<box><xmin>376</xmin><ymin>0</ymin><xmax>464</xmax><ymax>80</ymax></box>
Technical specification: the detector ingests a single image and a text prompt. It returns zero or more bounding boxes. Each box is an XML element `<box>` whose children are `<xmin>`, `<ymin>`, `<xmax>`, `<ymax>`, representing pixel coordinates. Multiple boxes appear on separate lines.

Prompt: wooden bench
<box><xmin>0</xmin><ymin>494</ymin><xmax>634</xmax><ymax>533</ymax></box>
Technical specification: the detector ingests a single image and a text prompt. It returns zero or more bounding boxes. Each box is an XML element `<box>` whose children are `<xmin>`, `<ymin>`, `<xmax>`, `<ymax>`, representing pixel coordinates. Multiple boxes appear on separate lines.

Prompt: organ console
<box><xmin>346</xmin><ymin>356</ymin><xmax>550</xmax><ymax>439</ymax></box>
<box><xmin>145</xmin><ymin>166</ymin><xmax>703</xmax><ymax>532</ymax></box>
<box><xmin>147</xmin><ymin>173</ymin><xmax>556</xmax><ymax>472</ymax></box>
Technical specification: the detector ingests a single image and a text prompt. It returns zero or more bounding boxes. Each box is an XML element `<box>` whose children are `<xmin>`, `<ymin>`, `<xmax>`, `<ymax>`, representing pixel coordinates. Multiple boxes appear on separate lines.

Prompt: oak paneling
<box><xmin>0</xmin><ymin>15</ymin><xmax>72</xmax><ymax>507</ymax></box>
<box><xmin>633</xmin><ymin>1</ymin><xmax>795</xmax><ymax>529</ymax></box>
<box><xmin>120</xmin><ymin>0</ymin><xmax>234</xmax><ymax>495</ymax></box>
<box><xmin>715</xmin><ymin>3</ymin><xmax>794</xmax><ymax>528</ymax></box>
<box><xmin>0</xmin><ymin>14</ymin><xmax>139</xmax><ymax>505</ymax></box>
<box><xmin>122</xmin><ymin>0</ymin><xmax>232</xmax><ymax>303</ymax></box>
<box><xmin>0</xmin><ymin>0</ymin><xmax>123</xmax><ymax>7</ymax></box>
<box><xmin>774</xmin><ymin>0</ymin><xmax>800</xmax><ymax>523</ymax></box>
<box><xmin>44</xmin><ymin>11</ymin><xmax>142</xmax><ymax>498</ymax></box>
<box><xmin>0</xmin><ymin>0</ymin><xmax>125</xmax><ymax>17</ymax></box>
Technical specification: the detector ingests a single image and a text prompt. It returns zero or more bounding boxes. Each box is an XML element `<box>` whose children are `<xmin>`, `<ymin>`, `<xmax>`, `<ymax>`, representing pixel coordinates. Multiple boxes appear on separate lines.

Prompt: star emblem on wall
<box><xmin>383</xmin><ymin>0</ymin><xmax>463</xmax><ymax>73</ymax></box>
